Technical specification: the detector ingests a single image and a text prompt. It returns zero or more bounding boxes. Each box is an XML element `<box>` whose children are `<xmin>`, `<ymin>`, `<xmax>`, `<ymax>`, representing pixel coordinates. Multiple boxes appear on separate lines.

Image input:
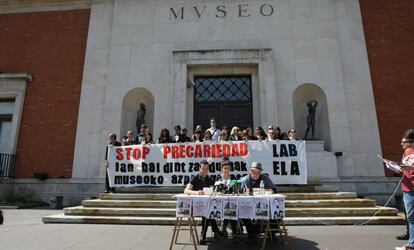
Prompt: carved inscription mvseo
<box><xmin>169</xmin><ymin>3</ymin><xmax>275</xmax><ymax>20</ymax></box>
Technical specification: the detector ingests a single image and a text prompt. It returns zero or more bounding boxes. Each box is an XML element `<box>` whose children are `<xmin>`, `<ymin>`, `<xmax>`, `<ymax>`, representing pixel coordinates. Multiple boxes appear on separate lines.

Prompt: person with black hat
<box><xmin>184</xmin><ymin>160</ymin><xmax>224</xmax><ymax>245</ymax></box>
<box><xmin>240</xmin><ymin>162</ymin><xmax>277</xmax><ymax>241</ymax></box>
<box><xmin>240</xmin><ymin>162</ymin><xmax>277</xmax><ymax>193</ymax></box>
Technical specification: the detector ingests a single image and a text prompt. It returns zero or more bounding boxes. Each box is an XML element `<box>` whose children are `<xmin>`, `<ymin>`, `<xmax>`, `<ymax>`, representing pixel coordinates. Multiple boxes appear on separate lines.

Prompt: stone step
<box><xmin>64</xmin><ymin>206</ymin><xmax>176</xmax><ymax>217</ymax></box>
<box><xmin>285</xmin><ymin>192</ymin><xmax>356</xmax><ymax>200</ymax></box>
<box><xmin>285</xmin><ymin>199</ymin><xmax>376</xmax><ymax>208</ymax></box>
<box><xmin>115</xmin><ymin>187</ymin><xmax>185</xmax><ymax>193</ymax></box>
<box><xmin>43</xmin><ymin>214</ymin><xmax>405</xmax><ymax>225</ymax></box>
<box><xmin>99</xmin><ymin>193</ymin><xmax>177</xmax><ymax>200</ymax></box>
<box><xmin>115</xmin><ymin>183</ymin><xmax>338</xmax><ymax>194</ymax></box>
<box><xmin>81</xmin><ymin>198</ymin><xmax>376</xmax><ymax>208</ymax></box>
<box><xmin>82</xmin><ymin>200</ymin><xmax>177</xmax><ymax>208</ymax></box>
<box><xmin>63</xmin><ymin>206</ymin><xmax>398</xmax><ymax>217</ymax></box>
<box><xmin>285</xmin><ymin>206</ymin><xmax>398</xmax><ymax>217</ymax></box>
<box><xmin>99</xmin><ymin>192</ymin><xmax>356</xmax><ymax>201</ymax></box>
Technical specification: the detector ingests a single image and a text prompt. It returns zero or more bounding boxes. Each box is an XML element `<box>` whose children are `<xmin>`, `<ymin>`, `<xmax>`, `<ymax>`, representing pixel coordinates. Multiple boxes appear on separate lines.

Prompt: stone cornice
<box><xmin>0</xmin><ymin>0</ymin><xmax>90</xmax><ymax>7</ymax></box>
<box><xmin>0</xmin><ymin>72</ymin><xmax>32</xmax><ymax>83</ymax></box>
<box><xmin>0</xmin><ymin>0</ymin><xmax>91</xmax><ymax>13</ymax></box>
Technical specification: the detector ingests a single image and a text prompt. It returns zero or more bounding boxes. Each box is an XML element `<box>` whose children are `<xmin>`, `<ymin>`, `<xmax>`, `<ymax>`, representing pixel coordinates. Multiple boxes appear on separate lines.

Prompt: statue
<box><xmin>304</xmin><ymin>100</ymin><xmax>318</xmax><ymax>140</ymax></box>
<box><xmin>136</xmin><ymin>103</ymin><xmax>146</xmax><ymax>133</ymax></box>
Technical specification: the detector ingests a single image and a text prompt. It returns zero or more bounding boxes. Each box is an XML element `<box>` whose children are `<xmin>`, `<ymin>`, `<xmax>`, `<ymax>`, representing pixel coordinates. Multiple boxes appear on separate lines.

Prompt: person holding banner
<box><xmin>203</xmin><ymin>130</ymin><xmax>213</xmax><ymax>142</ymax></box>
<box><xmin>396</xmin><ymin>129</ymin><xmax>414</xmax><ymax>250</ymax></box>
<box><xmin>157</xmin><ymin>128</ymin><xmax>171</xmax><ymax>144</ymax></box>
<box><xmin>184</xmin><ymin>160</ymin><xmax>224</xmax><ymax>245</ymax></box>
<box><xmin>172</xmin><ymin>125</ymin><xmax>186</xmax><ymax>143</ymax></box>
<box><xmin>255</xmin><ymin>127</ymin><xmax>267</xmax><ymax>140</ymax></box>
<box><xmin>240</xmin><ymin>162</ymin><xmax>277</xmax><ymax>242</ymax></box>
<box><xmin>105</xmin><ymin>133</ymin><xmax>121</xmax><ymax>193</ymax></box>
<box><xmin>229</xmin><ymin>126</ymin><xmax>242</xmax><ymax>141</ymax></box>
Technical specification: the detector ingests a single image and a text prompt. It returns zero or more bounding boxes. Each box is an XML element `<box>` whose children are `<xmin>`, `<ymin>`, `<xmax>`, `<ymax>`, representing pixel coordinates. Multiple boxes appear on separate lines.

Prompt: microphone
<box><xmin>214</xmin><ymin>180</ymin><xmax>225</xmax><ymax>194</ymax></box>
<box><xmin>229</xmin><ymin>180</ymin><xmax>237</xmax><ymax>188</ymax></box>
<box><xmin>228</xmin><ymin>180</ymin><xmax>238</xmax><ymax>194</ymax></box>
<box><xmin>214</xmin><ymin>180</ymin><xmax>223</xmax><ymax>187</ymax></box>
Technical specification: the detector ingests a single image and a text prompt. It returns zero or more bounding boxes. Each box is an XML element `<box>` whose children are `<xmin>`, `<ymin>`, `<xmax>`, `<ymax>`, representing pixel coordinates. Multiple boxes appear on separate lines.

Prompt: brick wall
<box><xmin>0</xmin><ymin>9</ymin><xmax>90</xmax><ymax>178</ymax></box>
<box><xmin>360</xmin><ymin>0</ymin><xmax>414</xmax><ymax>175</ymax></box>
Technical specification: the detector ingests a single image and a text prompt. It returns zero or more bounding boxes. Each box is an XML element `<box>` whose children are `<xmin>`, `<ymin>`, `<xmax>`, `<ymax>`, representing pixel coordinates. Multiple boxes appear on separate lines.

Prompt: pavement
<box><xmin>0</xmin><ymin>208</ymin><xmax>409</xmax><ymax>250</ymax></box>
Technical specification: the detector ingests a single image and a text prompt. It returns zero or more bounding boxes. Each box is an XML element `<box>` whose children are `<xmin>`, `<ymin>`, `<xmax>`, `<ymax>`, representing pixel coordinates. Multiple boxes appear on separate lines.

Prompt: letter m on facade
<box><xmin>170</xmin><ymin>7</ymin><xmax>184</xmax><ymax>20</ymax></box>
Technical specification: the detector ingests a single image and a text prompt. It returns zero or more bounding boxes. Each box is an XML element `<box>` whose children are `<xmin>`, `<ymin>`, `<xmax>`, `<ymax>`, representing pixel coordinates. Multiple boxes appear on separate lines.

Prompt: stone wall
<box><xmin>72</xmin><ymin>0</ymin><xmax>383</xmax><ymax>181</ymax></box>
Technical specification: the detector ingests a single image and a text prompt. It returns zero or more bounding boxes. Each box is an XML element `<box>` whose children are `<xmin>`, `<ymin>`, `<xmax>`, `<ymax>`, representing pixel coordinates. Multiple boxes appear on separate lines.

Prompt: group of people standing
<box><xmin>118</xmin><ymin>117</ymin><xmax>298</xmax><ymax>147</ymax></box>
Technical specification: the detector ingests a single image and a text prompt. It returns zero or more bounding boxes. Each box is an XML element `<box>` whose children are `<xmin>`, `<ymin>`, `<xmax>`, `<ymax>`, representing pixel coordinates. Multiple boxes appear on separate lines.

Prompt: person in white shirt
<box><xmin>207</xmin><ymin>118</ymin><xmax>221</xmax><ymax>141</ymax></box>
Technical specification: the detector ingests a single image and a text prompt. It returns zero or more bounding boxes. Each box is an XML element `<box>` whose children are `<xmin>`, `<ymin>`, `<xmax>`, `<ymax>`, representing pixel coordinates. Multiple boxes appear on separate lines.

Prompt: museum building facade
<box><xmin>0</xmin><ymin>0</ymin><xmax>413</xmax><ymax>205</ymax></box>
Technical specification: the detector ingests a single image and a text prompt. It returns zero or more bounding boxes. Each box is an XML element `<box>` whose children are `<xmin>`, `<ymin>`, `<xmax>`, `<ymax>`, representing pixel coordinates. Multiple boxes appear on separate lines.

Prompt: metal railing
<box><xmin>0</xmin><ymin>153</ymin><xmax>16</xmax><ymax>183</ymax></box>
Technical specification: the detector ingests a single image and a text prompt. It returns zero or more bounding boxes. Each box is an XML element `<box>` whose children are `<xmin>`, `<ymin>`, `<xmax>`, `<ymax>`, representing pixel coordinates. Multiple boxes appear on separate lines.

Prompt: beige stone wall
<box><xmin>69</xmin><ymin>0</ymin><xmax>383</xmax><ymax>182</ymax></box>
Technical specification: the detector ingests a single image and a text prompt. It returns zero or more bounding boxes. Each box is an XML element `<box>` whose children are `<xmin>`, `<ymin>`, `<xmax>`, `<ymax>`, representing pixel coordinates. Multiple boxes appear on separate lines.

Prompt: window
<box><xmin>195</xmin><ymin>76</ymin><xmax>252</xmax><ymax>102</ymax></box>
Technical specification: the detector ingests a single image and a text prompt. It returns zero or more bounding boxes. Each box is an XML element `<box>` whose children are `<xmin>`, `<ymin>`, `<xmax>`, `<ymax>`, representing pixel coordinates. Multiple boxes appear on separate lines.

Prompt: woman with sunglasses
<box><xmin>254</xmin><ymin>126</ymin><xmax>267</xmax><ymax>140</ymax></box>
<box><xmin>288</xmin><ymin>129</ymin><xmax>297</xmax><ymax>140</ymax></box>
<box><xmin>396</xmin><ymin>129</ymin><xmax>414</xmax><ymax>250</ymax></box>
<box><xmin>229</xmin><ymin>126</ymin><xmax>242</xmax><ymax>141</ymax></box>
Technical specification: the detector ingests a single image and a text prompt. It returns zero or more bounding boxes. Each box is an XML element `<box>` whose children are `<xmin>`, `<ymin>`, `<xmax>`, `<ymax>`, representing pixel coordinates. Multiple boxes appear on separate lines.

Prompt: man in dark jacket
<box><xmin>105</xmin><ymin>133</ymin><xmax>121</xmax><ymax>193</ymax></box>
<box><xmin>171</xmin><ymin>125</ymin><xmax>186</xmax><ymax>143</ymax></box>
<box><xmin>240</xmin><ymin>162</ymin><xmax>277</xmax><ymax>241</ymax></box>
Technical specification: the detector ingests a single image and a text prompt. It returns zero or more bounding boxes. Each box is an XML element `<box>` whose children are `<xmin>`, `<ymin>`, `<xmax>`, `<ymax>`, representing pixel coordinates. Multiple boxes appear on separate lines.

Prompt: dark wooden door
<box><xmin>193</xmin><ymin>76</ymin><xmax>253</xmax><ymax>130</ymax></box>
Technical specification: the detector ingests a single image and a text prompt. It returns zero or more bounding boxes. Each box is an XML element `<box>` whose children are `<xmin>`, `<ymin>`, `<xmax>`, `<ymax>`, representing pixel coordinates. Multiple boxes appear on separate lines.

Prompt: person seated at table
<box><xmin>184</xmin><ymin>160</ymin><xmax>224</xmax><ymax>245</ymax></box>
<box><xmin>240</xmin><ymin>162</ymin><xmax>277</xmax><ymax>241</ymax></box>
<box><xmin>216</xmin><ymin>158</ymin><xmax>238</xmax><ymax>238</ymax></box>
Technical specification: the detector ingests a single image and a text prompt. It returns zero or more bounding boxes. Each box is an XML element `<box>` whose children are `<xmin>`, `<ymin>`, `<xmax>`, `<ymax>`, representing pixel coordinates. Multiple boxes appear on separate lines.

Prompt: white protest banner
<box><xmin>270</xmin><ymin>196</ymin><xmax>285</xmax><ymax>219</ymax></box>
<box><xmin>192</xmin><ymin>196</ymin><xmax>209</xmax><ymax>217</ymax></box>
<box><xmin>207</xmin><ymin>197</ymin><xmax>223</xmax><ymax>220</ymax></box>
<box><xmin>237</xmin><ymin>197</ymin><xmax>254</xmax><ymax>219</ymax></box>
<box><xmin>107</xmin><ymin>140</ymin><xmax>307</xmax><ymax>187</ymax></box>
<box><xmin>253</xmin><ymin>197</ymin><xmax>270</xmax><ymax>220</ymax></box>
<box><xmin>176</xmin><ymin>196</ymin><xmax>192</xmax><ymax>218</ymax></box>
<box><xmin>223</xmin><ymin>196</ymin><xmax>239</xmax><ymax>220</ymax></box>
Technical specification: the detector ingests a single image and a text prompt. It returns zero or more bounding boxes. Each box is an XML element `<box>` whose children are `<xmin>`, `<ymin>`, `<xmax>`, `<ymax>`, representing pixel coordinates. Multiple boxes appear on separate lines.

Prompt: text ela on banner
<box><xmin>107</xmin><ymin>140</ymin><xmax>307</xmax><ymax>187</ymax></box>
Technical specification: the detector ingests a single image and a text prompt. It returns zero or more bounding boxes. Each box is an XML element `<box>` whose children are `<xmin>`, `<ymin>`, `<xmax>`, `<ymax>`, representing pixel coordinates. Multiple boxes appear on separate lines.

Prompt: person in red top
<box><xmin>396</xmin><ymin>129</ymin><xmax>414</xmax><ymax>250</ymax></box>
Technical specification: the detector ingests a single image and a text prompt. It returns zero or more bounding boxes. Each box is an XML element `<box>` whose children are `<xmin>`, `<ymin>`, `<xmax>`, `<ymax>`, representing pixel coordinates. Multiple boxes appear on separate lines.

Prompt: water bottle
<box><xmin>260</xmin><ymin>180</ymin><xmax>264</xmax><ymax>195</ymax></box>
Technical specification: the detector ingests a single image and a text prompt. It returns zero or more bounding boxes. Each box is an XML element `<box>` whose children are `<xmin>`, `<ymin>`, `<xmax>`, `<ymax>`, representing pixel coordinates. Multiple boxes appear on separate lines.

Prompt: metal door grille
<box><xmin>195</xmin><ymin>76</ymin><xmax>252</xmax><ymax>102</ymax></box>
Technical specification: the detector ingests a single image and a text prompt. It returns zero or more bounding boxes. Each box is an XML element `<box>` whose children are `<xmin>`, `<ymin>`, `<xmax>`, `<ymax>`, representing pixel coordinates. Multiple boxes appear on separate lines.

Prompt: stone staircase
<box><xmin>42</xmin><ymin>185</ymin><xmax>405</xmax><ymax>225</ymax></box>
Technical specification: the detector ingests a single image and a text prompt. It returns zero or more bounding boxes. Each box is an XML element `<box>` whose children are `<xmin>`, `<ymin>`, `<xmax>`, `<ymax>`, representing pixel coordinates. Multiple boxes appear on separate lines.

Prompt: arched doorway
<box><xmin>293</xmin><ymin>84</ymin><xmax>331</xmax><ymax>150</ymax></box>
<box><xmin>121</xmin><ymin>88</ymin><xmax>154</xmax><ymax>136</ymax></box>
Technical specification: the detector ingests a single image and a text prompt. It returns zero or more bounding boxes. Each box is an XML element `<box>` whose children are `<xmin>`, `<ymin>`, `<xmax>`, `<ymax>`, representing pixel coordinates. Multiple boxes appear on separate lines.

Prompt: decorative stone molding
<box><xmin>0</xmin><ymin>0</ymin><xmax>90</xmax><ymax>13</ymax></box>
<box><xmin>172</xmin><ymin>49</ymin><xmax>277</xmax><ymax>132</ymax></box>
<box><xmin>0</xmin><ymin>72</ymin><xmax>32</xmax><ymax>154</ymax></box>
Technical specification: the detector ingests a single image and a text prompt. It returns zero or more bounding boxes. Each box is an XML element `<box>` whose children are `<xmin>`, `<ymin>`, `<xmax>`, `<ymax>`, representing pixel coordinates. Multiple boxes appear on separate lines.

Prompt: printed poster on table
<box><xmin>192</xmin><ymin>196</ymin><xmax>209</xmax><ymax>217</ymax></box>
<box><xmin>270</xmin><ymin>197</ymin><xmax>285</xmax><ymax>219</ymax></box>
<box><xmin>176</xmin><ymin>196</ymin><xmax>192</xmax><ymax>217</ymax></box>
<box><xmin>223</xmin><ymin>196</ymin><xmax>239</xmax><ymax>220</ymax></box>
<box><xmin>207</xmin><ymin>198</ymin><xmax>223</xmax><ymax>220</ymax></box>
<box><xmin>253</xmin><ymin>197</ymin><xmax>270</xmax><ymax>220</ymax></box>
<box><xmin>107</xmin><ymin>140</ymin><xmax>307</xmax><ymax>187</ymax></box>
<box><xmin>238</xmin><ymin>197</ymin><xmax>254</xmax><ymax>219</ymax></box>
